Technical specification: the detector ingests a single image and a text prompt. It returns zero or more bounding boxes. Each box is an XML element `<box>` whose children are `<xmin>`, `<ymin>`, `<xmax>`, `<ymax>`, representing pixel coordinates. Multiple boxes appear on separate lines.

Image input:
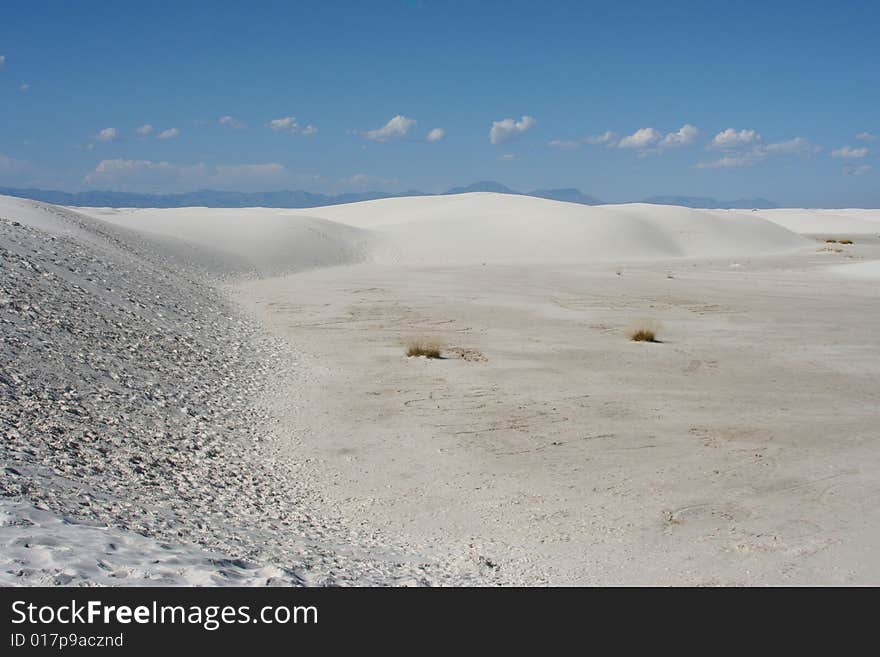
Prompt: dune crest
<box><xmin>310</xmin><ymin>194</ymin><xmax>808</xmax><ymax>264</ymax></box>
<box><xmin>81</xmin><ymin>192</ymin><xmax>810</xmax><ymax>272</ymax></box>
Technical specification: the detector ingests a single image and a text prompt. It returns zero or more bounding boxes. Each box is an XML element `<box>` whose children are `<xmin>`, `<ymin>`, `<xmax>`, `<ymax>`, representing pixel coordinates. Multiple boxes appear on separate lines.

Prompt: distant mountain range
<box><xmin>0</xmin><ymin>183</ymin><xmax>775</xmax><ymax>210</ymax></box>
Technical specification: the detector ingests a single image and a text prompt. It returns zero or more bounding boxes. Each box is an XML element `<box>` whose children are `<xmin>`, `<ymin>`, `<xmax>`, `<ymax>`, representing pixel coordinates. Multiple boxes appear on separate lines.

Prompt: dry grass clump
<box><xmin>825</xmin><ymin>239</ymin><xmax>838</xmax><ymax>243</ymax></box>
<box><xmin>628</xmin><ymin>320</ymin><xmax>662</xmax><ymax>343</ymax></box>
<box><xmin>839</xmin><ymin>239</ymin><xmax>853</xmax><ymax>245</ymax></box>
<box><xmin>405</xmin><ymin>338</ymin><xmax>444</xmax><ymax>358</ymax></box>
<box><xmin>630</xmin><ymin>328</ymin><xmax>659</xmax><ymax>342</ymax></box>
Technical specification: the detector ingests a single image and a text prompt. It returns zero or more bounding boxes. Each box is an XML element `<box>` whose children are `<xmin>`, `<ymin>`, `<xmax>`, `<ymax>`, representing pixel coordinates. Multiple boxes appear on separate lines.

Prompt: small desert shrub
<box><xmin>630</xmin><ymin>328</ymin><xmax>658</xmax><ymax>342</ymax></box>
<box><xmin>825</xmin><ymin>239</ymin><xmax>838</xmax><ymax>243</ymax></box>
<box><xmin>405</xmin><ymin>338</ymin><xmax>444</xmax><ymax>358</ymax></box>
<box><xmin>839</xmin><ymin>239</ymin><xmax>853</xmax><ymax>245</ymax></box>
<box><xmin>628</xmin><ymin>321</ymin><xmax>662</xmax><ymax>343</ymax></box>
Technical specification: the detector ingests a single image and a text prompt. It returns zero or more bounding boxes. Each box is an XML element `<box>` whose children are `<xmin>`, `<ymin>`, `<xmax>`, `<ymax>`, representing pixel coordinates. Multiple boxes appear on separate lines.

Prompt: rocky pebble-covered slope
<box><xmin>0</xmin><ymin>196</ymin><xmax>489</xmax><ymax>586</ymax></box>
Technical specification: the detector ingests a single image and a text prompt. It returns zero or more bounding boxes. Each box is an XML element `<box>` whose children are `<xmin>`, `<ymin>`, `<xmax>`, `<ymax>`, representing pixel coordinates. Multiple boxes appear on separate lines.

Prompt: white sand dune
<box><xmin>1</xmin><ymin>193</ymin><xmax>482</xmax><ymax>586</ymax></box>
<box><xmin>82</xmin><ymin>206</ymin><xmax>377</xmax><ymax>275</ymax></box>
<box><xmin>754</xmin><ymin>208</ymin><xmax>880</xmax><ymax>235</ymax></box>
<box><xmin>82</xmin><ymin>193</ymin><xmax>810</xmax><ymax>271</ymax></box>
<box><xmin>310</xmin><ymin>194</ymin><xmax>809</xmax><ymax>264</ymax></box>
<box><xmin>6</xmin><ymin>191</ymin><xmax>879</xmax><ymax>586</ymax></box>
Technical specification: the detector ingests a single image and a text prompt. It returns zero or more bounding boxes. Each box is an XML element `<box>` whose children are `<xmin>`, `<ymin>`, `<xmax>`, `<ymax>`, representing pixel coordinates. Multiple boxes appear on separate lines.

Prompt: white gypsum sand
<box><xmin>84</xmin><ymin>193</ymin><xmax>811</xmax><ymax>268</ymax></box>
<box><xmin>3</xmin><ymin>192</ymin><xmax>879</xmax><ymax>585</ymax></box>
<box><xmin>829</xmin><ymin>260</ymin><xmax>880</xmax><ymax>280</ymax></box>
<box><xmin>0</xmin><ymin>500</ymin><xmax>297</xmax><ymax>586</ymax></box>
<box><xmin>0</xmin><ymin>194</ymin><xmax>488</xmax><ymax>586</ymax></box>
<box><xmin>751</xmin><ymin>208</ymin><xmax>880</xmax><ymax>235</ymax></box>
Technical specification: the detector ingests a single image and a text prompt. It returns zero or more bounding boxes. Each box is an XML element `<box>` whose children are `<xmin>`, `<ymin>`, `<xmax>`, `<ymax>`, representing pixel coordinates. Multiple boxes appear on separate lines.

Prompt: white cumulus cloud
<box><xmin>489</xmin><ymin>115</ymin><xmax>536</xmax><ymax>145</ymax></box>
<box><xmin>267</xmin><ymin>116</ymin><xmax>299</xmax><ymax>133</ymax></box>
<box><xmin>585</xmin><ymin>130</ymin><xmax>618</xmax><ymax>146</ymax></box>
<box><xmin>660</xmin><ymin>124</ymin><xmax>699</xmax><ymax>148</ymax></box>
<box><xmin>218</xmin><ymin>115</ymin><xmax>246</xmax><ymax>129</ymax></box>
<box><xmin>553</xmin><ymin>125</ymin><xmax>693</xmax><ymax>155</ymax></box>
<box><xmin>426</xmin><ymin>128</ymin><xmax>445</xmax><ymax>143</ymax></box>
<box><xmin>136</xmin><ymin>124</ymin><xmax>153</xmax><ymax>137</ymax></box>
<box><xmin>696</xmin><ymin>136</ymin><xmax>819</xmax><ymax>169</ymax></box>
<box><xmin>549</xmin><ymin>131</ymin><xmax>618</xmax><ymax>150</ymax></box>
<box><xmin>709</xmin><ymin>128</ymin><xmax>761</xmax><ymax>149</ymax></box>
<box><xmin>617</xmin><ymin>125</ymin><xmax>698</xmax><ymax>154</ymax></box>
<box><xmin>0</xmin><ymin>55</ymin><xmax>5</xmax><ymax>69</ymax></box>
<box><xmin>762</xmin><ymin>137</ymin><xmax>820</xmax><ymax>156</ymax></box>
<box><xmin>618</xmin><ymin>127</ymin><xmax>662</xmax><ymax>149</ymax></box>
<box><xmin>362</xmin><ymin>115</ymin><xmax>416</xmax><ymax>142</ymax></box>
<box><xmin>96</xmin><ymin>127</ymin><xmax>119</xmax><ymax>143</ymax></box>
<box><xmin>856</xmin><ymin>132</ymin><xmax>877</xmax><ymax>142</ymax></box>
<box><xmin>156</xmin><ymin>128</ymin><xmax>180</xmax><ymax>140</ymax></box>
<box><xmin>831</xmin><ymin>146</ymin><xmax>869</xmax><ymax>159</ymax></box>
<box><xmin>267</xmin><ymin>116</ymin><xmax>316</xmax><ymax>135</ymax></box>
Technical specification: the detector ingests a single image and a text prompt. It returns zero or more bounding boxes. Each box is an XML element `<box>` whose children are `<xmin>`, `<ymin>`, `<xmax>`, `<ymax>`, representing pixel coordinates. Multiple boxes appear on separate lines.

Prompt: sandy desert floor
<box><xmin>3</xmin><ymin>192</ymin><xmax>879</xmax><ymax>585</ymax></box>
<box><xmin>235</xmin><ymin>242</ymin><xmax>880</xmax><ymax>585</ymax></box>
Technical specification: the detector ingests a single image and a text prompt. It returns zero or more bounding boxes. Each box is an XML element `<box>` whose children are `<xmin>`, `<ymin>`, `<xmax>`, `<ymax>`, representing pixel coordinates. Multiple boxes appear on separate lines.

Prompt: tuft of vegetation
<box><xmin>629</xmin><ymin>327</ymin><xmax>660</xmax><ymax>343</ymax></box>
<box><xmin>839</xmin><ymin>239</ymin><xmax>853</xmax><ymax>245</ymax></box>
<box><xmin>825</xmin><ymin>239</ymin><xmax>838</xmax><ymax>243</ymax></box>
<box><xmin>629</xmin><ymin>321</ymin><xmax>660</xmax><ymax>342</ymax></box>
<box><xmin>405</xmin><ymin>338</ymin><xmax>444</xmax><ymax>358</ymax></box>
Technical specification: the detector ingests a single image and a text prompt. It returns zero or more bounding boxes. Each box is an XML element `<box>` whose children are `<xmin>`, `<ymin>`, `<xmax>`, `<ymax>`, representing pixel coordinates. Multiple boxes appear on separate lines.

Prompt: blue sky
<box><xmin>1</xmin><ymin>0</ymin><xmax>878</xmax><ymax>205</ymax></box>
